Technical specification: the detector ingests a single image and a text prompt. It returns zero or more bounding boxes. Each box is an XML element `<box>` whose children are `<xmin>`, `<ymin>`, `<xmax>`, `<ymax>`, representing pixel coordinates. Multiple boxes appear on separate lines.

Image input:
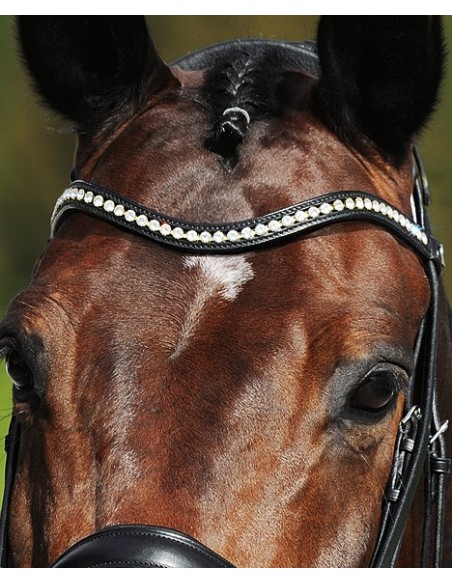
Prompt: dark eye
<box><xmin>350</xmin><ymin>372</ymin><xmax>397</xmax><ymax>413</ymax></box>
<box><xmin>4</xmin><ymin>348</ymin><xmax>35</xmax><ymax>401</ymax></box>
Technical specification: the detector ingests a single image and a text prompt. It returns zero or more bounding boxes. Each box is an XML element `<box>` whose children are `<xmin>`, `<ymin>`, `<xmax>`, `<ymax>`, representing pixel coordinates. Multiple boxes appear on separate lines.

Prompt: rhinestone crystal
<box><xmin>227</xmin><ymin>230</ymin><xmax>240</xmax><ymax>241</ymax></box>
<box><xmin>268</xmin><ymin>220</ymin><xmax>281</xmax><ymax>232</ymax></box>
<box><xmin>213</xmin><ymin>231</ymin><xmax>226</xmax><ymax>243</ymax></box>
<box><xmin>255</xmin><ymin>223</ymin><xmax>268</xmax><ymax>236</ymax></box>
<box><xmin>160</xmin><ymin>223</ymin><xmax>172</xmax><ymax>236</ymax></box>
<box><xmin>200</xmin><ymin>231</ymin><xmax>213</xmax><ymax>243</ymax></box>
<box><xmin>241</xmin><ymin>227</ymin><xmax>254</xmax><ymax>239</ymax></box>
<box><xmin>172</xmin><ymin>226</ymin><xmax>184</xmax><ymax>239</ymax></box>
<box><xmin>136</xmin><ymin>214</ymin><xmax>148</xmax><ymax>227</ymax></box>
<box><xmin>186</xmin><ymin>230</ymin><xmax>199</xmax><ymax>242</ymax></box>
<box><xmin>281</xmin><ymin>215</ymin><xmax>295</xmax><ymax>227</ymax></box>
<box><xmin>93</xmin><ymin>195</ymin><xmax>104</xmax><ymax>208</ymax></box>
<box><xmin>308</xmin><ymin>206</ymin><xmax>320</xmax><ymax>218</ymax></box>
<box><xmin>124</xmin><ymin>210</ymin><xmax>136</xmax><ymax>222</ymax></box>
<box><xmin>320</xmin><ymin>203</ymin><xmax>333</xmax><ymax>215</ymax></box>
<box><xmin>295</xmin><ymin>210</ymin><xmax>308</xmax><ymax>223</ymax></box>
<box><xmin>149</xmin><ymin>219</ymin><xmax>160</xmax><ymax>231</ymax></box>
<box><xmin>104</xmin><ymin>200</ymin><xmax>115</xmax><ymax>212</ymax></box>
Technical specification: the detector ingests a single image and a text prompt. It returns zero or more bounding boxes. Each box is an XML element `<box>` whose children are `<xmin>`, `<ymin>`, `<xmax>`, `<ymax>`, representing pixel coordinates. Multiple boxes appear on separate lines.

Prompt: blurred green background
<box><xmin>1</xmin><ymin>16</ymin><xmax>452</xmax><ymax>496</ymax></box>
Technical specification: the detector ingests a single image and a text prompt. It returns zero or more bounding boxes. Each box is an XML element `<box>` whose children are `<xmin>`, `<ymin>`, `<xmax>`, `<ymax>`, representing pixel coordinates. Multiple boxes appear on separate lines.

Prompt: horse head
<box><xmin>0</xmin><ymin>16</ymin><xmax>450</xmax><ymax>567</ymax></box>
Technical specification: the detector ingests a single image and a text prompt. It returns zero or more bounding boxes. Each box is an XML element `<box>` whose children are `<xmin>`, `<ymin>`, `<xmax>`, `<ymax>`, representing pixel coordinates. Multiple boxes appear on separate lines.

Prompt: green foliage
<box><xmin>0</xmin><ymin>366</ymin><xmax>12</xmax><ymax>497</ymax></box>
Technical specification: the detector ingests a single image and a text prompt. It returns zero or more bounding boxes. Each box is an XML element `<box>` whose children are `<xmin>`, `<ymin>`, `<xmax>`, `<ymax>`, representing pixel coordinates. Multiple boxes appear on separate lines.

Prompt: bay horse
<box><xmin>0</xmin><ymin>16</ymin><xmax>450</xmax><ymax>568</ymax></box>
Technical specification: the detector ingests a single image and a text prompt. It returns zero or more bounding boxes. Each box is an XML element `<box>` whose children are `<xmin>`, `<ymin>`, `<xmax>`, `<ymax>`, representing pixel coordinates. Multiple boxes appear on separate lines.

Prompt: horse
<box><xmin>0</xmin><ymin>16</ymin><xmax>450</xmax><ymax>568</ymax></box>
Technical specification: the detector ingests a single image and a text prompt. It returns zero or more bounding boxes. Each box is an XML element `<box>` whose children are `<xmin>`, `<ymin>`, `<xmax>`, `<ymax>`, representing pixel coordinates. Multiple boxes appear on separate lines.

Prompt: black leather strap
<box><xmin>51</xmin><ymin>525</ymin><xmax>234</xmax><ymax>568</ymax></box>
<box><xmin>173</xmin><ymin>38</ymin><xmax>320</xmax><ymax>78</ymax></box>
<box><xmin>0</xmin><ymin>418</ymin><xmax>20</xmax><ymax>568</ymax></box>
<box><xmin>51</xmin><ymin>182</ymin><xmax>441</xmax><ymax>266</ymax></box>
<box><xmin>370</xmin><ymin>259</ymin><xmax>440</xmax><ymax>567</ymax></box>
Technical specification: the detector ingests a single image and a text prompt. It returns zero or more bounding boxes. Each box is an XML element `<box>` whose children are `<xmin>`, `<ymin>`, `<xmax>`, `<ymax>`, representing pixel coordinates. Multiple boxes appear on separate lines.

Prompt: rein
<box><xmin>0</xmin><ymin>147</ymin><xmax>449</xmax><ymax>567</ymax></box>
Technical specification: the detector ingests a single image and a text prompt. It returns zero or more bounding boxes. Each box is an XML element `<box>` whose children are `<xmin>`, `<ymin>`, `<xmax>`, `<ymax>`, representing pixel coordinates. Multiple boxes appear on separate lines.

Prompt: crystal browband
<box><xmin>50</xmin><ymin>180</ymin><xmax>442</xmax><ymax>262</ymax></box>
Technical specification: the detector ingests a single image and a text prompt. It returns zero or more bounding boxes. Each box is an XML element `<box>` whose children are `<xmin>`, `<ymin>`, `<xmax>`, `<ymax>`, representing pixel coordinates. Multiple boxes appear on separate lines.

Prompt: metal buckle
<box><xmin>385</xmin><ymin>406</ymin><xmax>422</xmax><ymax>503</ymax></box>
<box><xmin>400</xmin><ymin>405</ymin><xmax>422</xmax><ymax>429</ymax></box>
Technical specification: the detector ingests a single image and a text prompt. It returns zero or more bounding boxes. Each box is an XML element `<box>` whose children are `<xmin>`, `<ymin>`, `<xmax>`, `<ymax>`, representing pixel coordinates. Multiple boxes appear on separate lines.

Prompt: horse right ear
<box><xmin>17</xmin><ymin>16</ymin><xmax>177</xmax><ymax>134</ymax></box>
<box><xmin>312</xmin><ymin>16</ymin><xmax>445</xmax><ymax>164</ymax></box>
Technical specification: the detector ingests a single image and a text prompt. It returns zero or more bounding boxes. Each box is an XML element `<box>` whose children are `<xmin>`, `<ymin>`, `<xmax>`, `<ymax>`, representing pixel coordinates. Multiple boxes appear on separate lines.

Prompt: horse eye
<box><xmin>5</xmin><ymin>349</ymin><xmax>35</xmax><ymax>401</ymax></box>
<box><xmin>350</xmin><ymin>373</ymin><xmax>396</xmax><ymax>413</ymax></box>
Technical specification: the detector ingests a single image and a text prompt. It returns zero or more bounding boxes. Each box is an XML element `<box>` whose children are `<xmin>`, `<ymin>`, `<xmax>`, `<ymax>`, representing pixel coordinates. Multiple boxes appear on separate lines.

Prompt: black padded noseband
<box><xmin>50</xmin><ymin>525</ymin><xmax>234</xmax><ymax>568</ymax></box>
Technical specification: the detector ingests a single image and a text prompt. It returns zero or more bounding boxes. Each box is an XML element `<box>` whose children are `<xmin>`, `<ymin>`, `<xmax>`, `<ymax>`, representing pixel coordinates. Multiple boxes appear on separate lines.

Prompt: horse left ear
<box><xmin>17</xmin><ymin>16</ymin><xmax>177</xmax><ymax>134</ymax></box>
<box><xmin>312</xmin><ymin>16</ymin><xmax>445</xmax><ymax>163</ymax></box>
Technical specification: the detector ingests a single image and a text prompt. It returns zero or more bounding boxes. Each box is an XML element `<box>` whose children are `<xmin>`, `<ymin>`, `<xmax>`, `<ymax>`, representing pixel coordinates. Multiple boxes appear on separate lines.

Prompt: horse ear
<box><xmin>17</xmin><ymin>16</ymin><xmax>176</xmax><ymax>134</ymax></box>
<box><xmin>312</xmin><ymin>16</ymin><xmax>445</xmax><ymax>163</ymax></box>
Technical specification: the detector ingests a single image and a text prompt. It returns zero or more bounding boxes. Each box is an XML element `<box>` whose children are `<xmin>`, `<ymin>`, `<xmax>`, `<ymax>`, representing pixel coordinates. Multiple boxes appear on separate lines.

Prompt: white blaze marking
<box><xmin>184</xmin><ymin>256</ymin><xmax>254</xmax><ymax>301</ymax></box>
<box><xmin>171</xmin><ymin>256</ymin><xmax>254</xmax><ymax>358</ymax></box>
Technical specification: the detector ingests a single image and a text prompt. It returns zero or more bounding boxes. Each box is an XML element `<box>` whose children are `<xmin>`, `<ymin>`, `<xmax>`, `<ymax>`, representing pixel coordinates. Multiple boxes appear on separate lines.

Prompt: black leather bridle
<box><xmin>0</xmin><ymin>40</ymin><xmax>450</xmax><ymax>568</ymax></box>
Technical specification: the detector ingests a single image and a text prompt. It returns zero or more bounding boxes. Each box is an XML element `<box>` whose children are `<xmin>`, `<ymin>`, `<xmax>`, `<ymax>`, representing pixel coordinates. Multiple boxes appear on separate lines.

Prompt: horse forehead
<box><xmin>83</xmin><ymin>98</ymin><xmax>398</xmax><ymax>225</ymax></box>
<box><xmin>34</xmin><ymin>220</ymin><xmax>427</xmax><ymax>346</ymax></box>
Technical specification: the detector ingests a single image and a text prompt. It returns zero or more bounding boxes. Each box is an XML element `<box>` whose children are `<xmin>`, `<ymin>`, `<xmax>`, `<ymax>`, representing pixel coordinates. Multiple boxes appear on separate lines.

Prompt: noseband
<box><xmin>1</xmin><ymin>41</ymin><xmax>449</xmax><ymax>568</ymax></box>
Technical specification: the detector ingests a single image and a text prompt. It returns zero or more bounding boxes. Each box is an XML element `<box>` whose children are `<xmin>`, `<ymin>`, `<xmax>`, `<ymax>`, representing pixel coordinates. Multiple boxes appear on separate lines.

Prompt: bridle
<box><xmin>0</xmin><ymin>41</ymin><xmax>450</xmax><ymax>568</ymax></box>
<box><xmin>0</xmin><ymin>146</ymin><xmax>449</xmax><ymax>568</ymax></box>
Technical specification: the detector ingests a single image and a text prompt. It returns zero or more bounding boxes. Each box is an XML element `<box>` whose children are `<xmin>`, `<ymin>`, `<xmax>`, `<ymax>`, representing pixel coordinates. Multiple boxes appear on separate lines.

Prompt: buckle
<box><xmin>427</xmin><ymin>237</ymin><xmax>446</xmax><ymax>273</ymax></box>
<box><xmin>385</xmin><ymin>406</ymin><xmax>422</xmax><ymax>503</ymax></box>
<box><xmin>400</xmin><ymin>405</ymin><xmax>422</xmax><ymax>430</ymax></box>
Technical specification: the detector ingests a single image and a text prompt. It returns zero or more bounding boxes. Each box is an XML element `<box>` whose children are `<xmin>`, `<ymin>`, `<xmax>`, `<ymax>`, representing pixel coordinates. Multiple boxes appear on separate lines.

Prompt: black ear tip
<box><xmin>313</xmin><ymin>16</ymin><xmax>446</xmax><ymax>163</ymax></box>
<box><xmin>15</xmin><ymin>16</ymin><xmax>171</xmax><ymax>134</ymax></box>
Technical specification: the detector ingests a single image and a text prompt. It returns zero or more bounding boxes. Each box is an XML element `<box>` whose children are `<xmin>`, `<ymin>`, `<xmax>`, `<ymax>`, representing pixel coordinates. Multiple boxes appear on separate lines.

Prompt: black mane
<box><xmin>203</xmin><ymin>47</ymin><xmax>281</xmax><ymax>162</ymax></box>
<box><xmin>197</xmin><ymin>43</ymin><xmax>315</xmax><ymax>164</ymax></box>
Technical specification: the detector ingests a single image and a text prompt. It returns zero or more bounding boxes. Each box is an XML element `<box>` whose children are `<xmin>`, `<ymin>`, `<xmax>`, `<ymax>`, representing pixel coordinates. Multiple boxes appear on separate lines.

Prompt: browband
<box><xmin>51</xmin><ymin>181</ymin><xmax>444</xmax><ymax>266</ymax></box>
